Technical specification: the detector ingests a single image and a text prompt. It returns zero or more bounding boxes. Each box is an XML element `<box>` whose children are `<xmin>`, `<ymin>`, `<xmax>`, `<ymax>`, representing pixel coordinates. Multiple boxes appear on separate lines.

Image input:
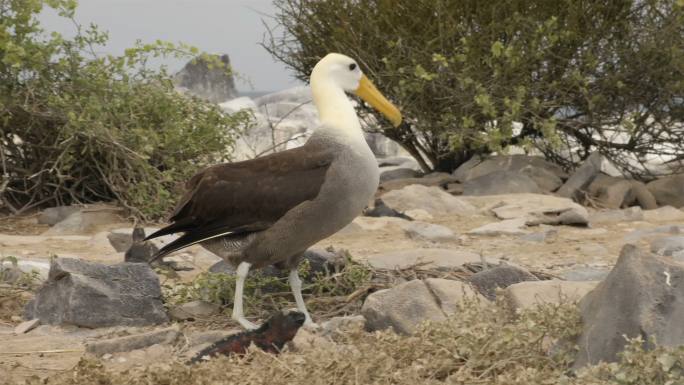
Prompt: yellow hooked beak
<box><xmin>355</xmin><ymin>74</ymin><xmax>402</xmax><ymax>127</ymax></box>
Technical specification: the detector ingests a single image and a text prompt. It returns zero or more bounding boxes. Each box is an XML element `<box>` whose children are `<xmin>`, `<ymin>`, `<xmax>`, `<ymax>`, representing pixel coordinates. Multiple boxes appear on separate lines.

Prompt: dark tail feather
<box><xmin>149</xmin><ymin>226</ymin><xmax>235</xmax><ymax>263</ymax></box>
<box><xmin>145</xmin><ymin>218</ymin><xmax>195</xmax><ymax>241</ymax></box>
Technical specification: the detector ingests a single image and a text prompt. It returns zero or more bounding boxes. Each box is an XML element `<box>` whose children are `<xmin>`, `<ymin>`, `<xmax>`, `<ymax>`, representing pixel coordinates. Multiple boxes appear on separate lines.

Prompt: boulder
<box><xmin>108</xmin><ymin>227</ymin><xmax>177</xmax><ymax>252</ymax></box>
<box><xmin>173</xmin><ymin>54</ymin><xmax>236</xmax><ymax>103</ymax></box>
<box><xmin>650</xmin><ymin>236</ymin><xmax>684</xmax><ymax>256</ymax></box>
<box><xmin>462</xmin><ymin>170</ymin><xmax>542</xmax><ymax>196</ymax></box>
<box><xmin>424</xmin><ymin>278</ymin><xmax>485</xmax><ymax>315</ymax></box>
<box><xmin>363</xmin><ymin>248</ymin><xmax>485</xmax><ymax>270</ymax></box>
<box><xmin>362</xmin><ymin>280</ymin><xmax>446</xmax><ymax>334</ymax></box>
<box><xmin>364</xmin><ymin>198</ymin><xmax>413</xmax><ymax>220</ymax></box>
<box><xmin>402</xmin><ymin>222</ymin><xmax>455</xmax><ymax>242</ymax></box>
<box><xmin>464</xmin><ymin>194</ymin><xmax>589</xmax><ymax>227</ymax></box>
<box><xmin>647</xmin><ymin>174</ymin><xmax>684</xmax><ymax>208</ymax></box>
<box><xmin>378</xmin><ymin>173</ymin><xmax>460</xmax><ymax>194</ymax></box>
<box><xmin>25</xmin><ymin>258</ymin><xmax>168</xmax><ymax>328</ymax></box>
<box><xmin>574</xmin><ymin>245</ymin><xmax>684</xmax><ymax>368</ymax></box>
<box><xmin>556</xmin><ymin>152</ymin><xmax>605</xmax><ymax>200</ymax></box>
<box><xmin>42</xmin><ymin>205</ymin><xmax>124</xmax><ymax>235</ymax></box>
<box><xmin>380</xmin><ymin>185</ymin><xmax>476</xmax><ymax>216</ymax></box>
<box><xmin>37</xmin><ymin>206</ymin><xmax>81</xmax><ymax>225</ymax></box>
<box><xmin>379</xmin><ymin>167</ymin><xmax>421</xmax><ymax>183</ymax></box>
<box><xmin>587</xmin><ymin>175</ymin><xmax>657</xmax><ymax>209</ymax></box>
<box><xmin>467</xmin><ymin>218</ymin><xmax>528</xmax><ymax>236</ymax></box>
<box><xmin>468</xmin><ymin>265</ymin><xmax>538</xmax><ymax>300</ymax></box>
<box><xmin>453</xmin><ymin>155</ymin><xmax>566</xmax><ymax>192</ymax></box>
<box><xmin>320</xmin><ymin>315</ymin><xmax>366</xmax><ymax>338</ymax></box>
<box><xmin>589</xmin><ymin>206</ymin><xmax>644</xmax><ymax>224</ymax></box>
<box><xmin>124</xmin><ymin>227</ymin><xmax>159</xmax><ymax>263</ymax></box>
<box><xmin>642</xmin><ymin>206</ymin><xmax>684</xmax><ymax>222</ymax></box>
<box><xmin>504</xmin><ymin>280</ymin><xmax>598</xmax><ymax>310</ymax></box>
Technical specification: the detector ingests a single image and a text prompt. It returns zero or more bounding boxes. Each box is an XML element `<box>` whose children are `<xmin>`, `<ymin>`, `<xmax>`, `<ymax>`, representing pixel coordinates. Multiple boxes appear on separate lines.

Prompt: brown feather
<box><xmin>148</xmin><ymin>141</ymin><xmax>335</xmax><ymax>254</ymax></box>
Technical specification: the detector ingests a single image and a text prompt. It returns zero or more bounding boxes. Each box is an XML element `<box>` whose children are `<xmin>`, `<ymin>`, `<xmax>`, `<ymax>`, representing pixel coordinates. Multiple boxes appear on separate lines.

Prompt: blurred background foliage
<box><xmin>0</xmin><ymin>0</ymin><xmax>250</xmax><ymax>219</ymax></box>
<box><xmin>266</xmin><ymin>0</ymin><xmax>684</xmax><ymax>175</ymax></box>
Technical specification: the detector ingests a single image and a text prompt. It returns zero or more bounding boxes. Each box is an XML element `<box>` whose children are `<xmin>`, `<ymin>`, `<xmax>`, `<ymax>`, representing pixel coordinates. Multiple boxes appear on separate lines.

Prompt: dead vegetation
<box><xmin>13</xmin><ymin>298</ymin><xmax>683</xmax><ymax>385</ymax></box>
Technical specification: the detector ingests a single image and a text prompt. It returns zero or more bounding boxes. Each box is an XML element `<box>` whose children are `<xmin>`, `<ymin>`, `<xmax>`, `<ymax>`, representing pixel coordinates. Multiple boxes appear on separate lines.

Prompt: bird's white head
<box><xmin>310</xmin><ymin>53</ymin><xmax>402</xmax><ymax>137</ymax></box>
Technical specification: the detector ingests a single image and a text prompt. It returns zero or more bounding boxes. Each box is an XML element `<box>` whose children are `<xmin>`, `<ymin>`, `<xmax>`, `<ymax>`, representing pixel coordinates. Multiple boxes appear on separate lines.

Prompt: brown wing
<box><xmin>147</xmin><ymin>141</ymin><xmax>334</xmax><ymax>258</ymax></box>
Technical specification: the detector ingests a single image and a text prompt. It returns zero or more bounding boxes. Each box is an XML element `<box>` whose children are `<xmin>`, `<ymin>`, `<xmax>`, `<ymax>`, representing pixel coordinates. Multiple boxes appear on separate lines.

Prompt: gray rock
<box><xmin>468</xmin><ymin>218</ymin><xmax>528</xmax><ymax>236</ymax></box>
<box><xmin>14</xmin><ymin>319</ymin><xmax>40</xmax><ymax>334</ymax></box>
<box><xmin>108</xmin><ymin>227</ymin><xmax>177</xmax><ymax>252</ymax></box>
<box><xmin>560</xmin><ymin>265</ymin><xmax>611</xmax><ymax>282</ymax></box>
<box><xmin>380</xmin><ymin>185</ymin><xmax>477</xmax><ymax>216</ymax></box>
<box><xmin>25</xmin><ymin>258</ymin><xmax>168</xmax><ymax>328</ymax></box>
<box><xmin>647</xmin><ymin>174</ymin><xmax>684</xmax><ymax>208</ymax></box>
<box><xmin>650</xmin><ymin>236</ymin><xmax>684</xmax><ymax>256</ymax></box>
<box><xmin>525</xmin><ymin>208</ymin><xmax>589</xmax><ymax>227</ymax></box>
<box><xmin>453</xmin><ymin>155</ymin><xmax>567</xmax><ymax>188</ymax></box>
<box><xmin>124</xmin><ymin>227</ymin><xmax>159</xmax><ymax>263</ymax></box>
<box><xmin>378</xmin><ymin>173</ymin><xmax>460</xmax><ymax>194</ymax></box>
<box><xmin>504</xmin><ymin>280</ymin><xmax>598</xmax><ymax>310</ymax></box>
<box><xmin>363</xmin><ymin>248</ymin><xmax>486</xmax><ymax>270</ymax></box>
<box><xmin>574</xmin><ymin>245</ymin><xmax>684</xmax><ymax>368</ymax></box>
<box><xmin>402</xmin><ymin>222</ymin><xmax>455</xmax><ymax>242</ymax></box>
<box><xmin>462</xmin><ymin>170</ymin><xmax>542</xmax><ymax>196</ymax></box>
<box><xmin>587</xmin><ymin>175</ymin><xmax>657</xmax><ymax>209</ymax></box>
<box><xmin>85</xmin><ymin>325</ymin><xmax>180</xmax><ymax>356</ymax></box>
<box><xmin>42</xmin><ymin>206</ymin><xmax>123</xmax><ymax>235</ymax></box>
<box><xmin>362</xmin><ymin>280</ymin><xmax>446</xmax><ymax>334</ymax></box>
<box><xmin>468</xmin><ymin>265</ymin><xmax>539</xmax><ymax>300</ymax></box>
<box><xmin>37</xmin><ymin>206</ymin><xmax>81</xmax><ymax>225</ymax></box>
<box><xmin>169</xmin><ymin>300</ymin><xmax>220</xmax><ymax>321</ymax></box>
<box><xmin>173</xmin><ymin>54</ymin><xmax>236</xmax><ymax>103</ymax></box>
<box><xmin>624</xmin><ymin>224</ymin><xmax>684</xmax><ymax>243</ymax></box>
<box><xmin>476</xmin><ymin>194</ymin><xmax>589</xmax><ymax>226</ymax></box>
<box><xmin>519</xmin><ymin>166</ymin><xmax>564</xmax><ymax>193</ymax></box>
<box><xmin>320</xmin><ymin>315</ymin><xmax>366</xmax><ymax>338</ymax></box>
<box><xmin>380</xmin><ymin>167</ymin><xmax>421</xmax><ymax>183</ymax></box>
<box><xmin>589</xmin><ymin>206</ymin><xmax>644</xmax><ymax>224</ymax></box>
<box><xmin>556</xmin><ymin>152</ymin><xmax>604</xmax><ymax>200</ymax></box>
<box><xmin>364</xmin><ymin>198</ymin><xmax>412</xmax><ymax>220</ymax></box>
<box><xmin>643</xmin><ymin>206</ymin><xmax>684</xmax><ymax>222</ymax></box>
<box><xmin>424</xmin><ymin>278</ymin><xmax>485</xmax><ymax>315</ymax></box>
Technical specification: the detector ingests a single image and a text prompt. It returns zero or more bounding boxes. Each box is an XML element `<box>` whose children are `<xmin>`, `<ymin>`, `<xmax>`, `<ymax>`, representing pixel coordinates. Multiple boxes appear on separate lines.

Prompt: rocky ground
<box><xmin>1</xmin><ymin>153</ymin><xmax>684</xmax><ymax>384</ymax></box>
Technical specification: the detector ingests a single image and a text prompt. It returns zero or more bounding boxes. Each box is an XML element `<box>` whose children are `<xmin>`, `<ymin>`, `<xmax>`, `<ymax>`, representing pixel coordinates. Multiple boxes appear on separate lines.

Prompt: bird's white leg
<box><xmin>232</xmin><ymin>262</ymin><xmax>257</xmax><ymax>329</ymax></box>
<box><xmin>289</xmin><ymin>268</ymin><xmax>317</xmax><ymax>328</ymax></box>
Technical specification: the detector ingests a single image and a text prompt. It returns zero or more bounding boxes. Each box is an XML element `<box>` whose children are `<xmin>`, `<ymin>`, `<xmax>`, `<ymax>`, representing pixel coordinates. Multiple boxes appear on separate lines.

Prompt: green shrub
<box><xmin>0</xmin><ymin>0</ymin><xmax>250</xmax><ymax>219</ymax></box>
<box><xmin>265</xmin><ymin>0</ymin><xmax>684</xmax><ymax>175</ymax></box>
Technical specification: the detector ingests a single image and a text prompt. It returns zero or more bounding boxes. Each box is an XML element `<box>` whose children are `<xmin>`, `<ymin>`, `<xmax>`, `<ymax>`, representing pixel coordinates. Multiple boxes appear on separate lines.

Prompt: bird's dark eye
<box><xmin>349</xmin><ymin>63</ymin><xmax>357</xmax><ymax>71</ymax></box>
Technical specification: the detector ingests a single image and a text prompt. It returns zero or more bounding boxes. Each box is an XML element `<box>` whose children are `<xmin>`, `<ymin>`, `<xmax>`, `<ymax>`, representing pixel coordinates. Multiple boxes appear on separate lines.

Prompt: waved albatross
<box><xmin>147</xmin><ymin>53</ymin><xmax>402</xmax><ymax>329</ymax></box>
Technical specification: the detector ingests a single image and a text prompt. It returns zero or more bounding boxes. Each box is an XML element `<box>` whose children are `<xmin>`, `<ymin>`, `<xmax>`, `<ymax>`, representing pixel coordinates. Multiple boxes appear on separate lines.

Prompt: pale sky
<box><xmin>39</xmin><ymin>0</ymin><xmax>301</xmax><ymax>93</ymax></box>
